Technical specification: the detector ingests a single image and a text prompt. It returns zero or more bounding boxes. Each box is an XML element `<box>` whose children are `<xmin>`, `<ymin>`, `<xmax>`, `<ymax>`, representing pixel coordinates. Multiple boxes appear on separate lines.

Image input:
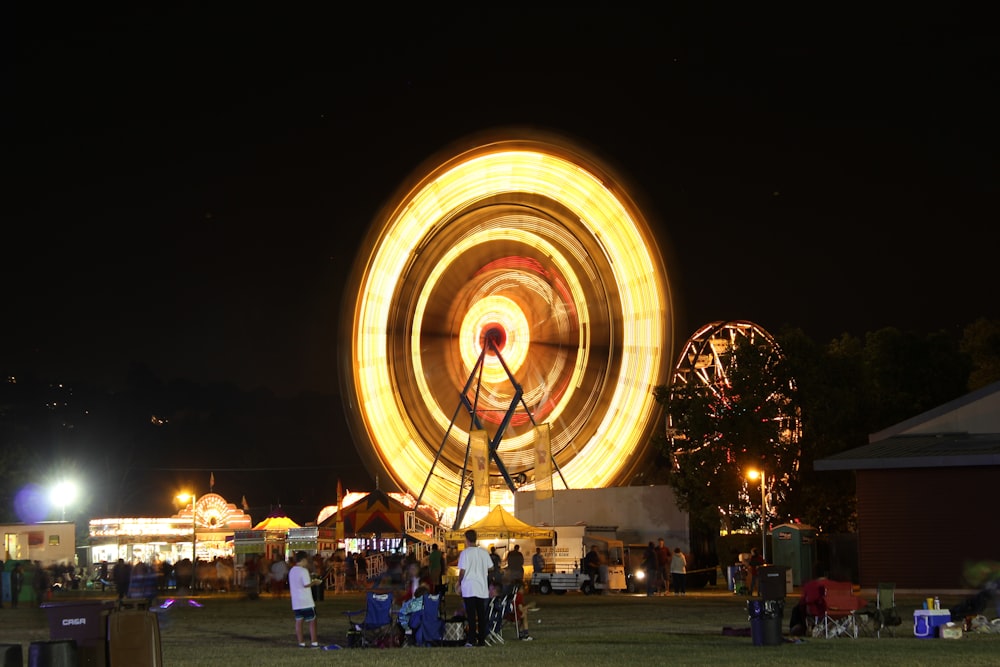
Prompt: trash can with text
<box><xmin>41</xmin><ymin>600</ymin><xmax>115</xmax><ymax>667</ymax></box>
<box><xmin>759</xmin><ymin>565</ymin><xmax>789</xmax><ymax>601</ymax></box>
<box><xmin>748</xmin><ymin>598</ymin><xmax>784</xmax><ymax>646</ymax></box>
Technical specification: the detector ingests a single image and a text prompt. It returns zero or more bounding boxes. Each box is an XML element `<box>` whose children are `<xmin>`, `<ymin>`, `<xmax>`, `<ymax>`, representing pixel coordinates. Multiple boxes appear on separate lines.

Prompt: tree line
<box><xmin>649</xmin><ymin>317</ymin><xmax>1000</xmax><ymax>536</ymax></box>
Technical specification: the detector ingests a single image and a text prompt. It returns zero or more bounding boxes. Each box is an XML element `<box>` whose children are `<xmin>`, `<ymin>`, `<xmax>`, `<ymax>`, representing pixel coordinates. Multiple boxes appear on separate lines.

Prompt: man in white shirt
<box><xmin>288</xmin><ymin>551</ymin><xmax>320</xmax><ymax>648</ymax></box>
<box><xmin>457</xmin><ymin>529</ymin><xmax>491</xmax><ymax>647</ymax></box>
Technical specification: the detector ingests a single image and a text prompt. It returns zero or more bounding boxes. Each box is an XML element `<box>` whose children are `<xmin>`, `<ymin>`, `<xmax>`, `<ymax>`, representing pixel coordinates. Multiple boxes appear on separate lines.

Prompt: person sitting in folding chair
<box><xmin>505</xmin><ymin>584</ymin><xmax>533</xmax><ymax>641</ymax></box>
<box><xmin>410</xmin><ymin>589</ymin><xmax>446</xmax><ymax>647</ymax></box>
<box><xmin>398</xmin><ymin>585</ymin><xmax>429</xmax><ymax>643</ymax></box>
<box><xmin>789</xmin><ymin>566</ymin><xmax>829</xmax><ymax>637</ymax></box>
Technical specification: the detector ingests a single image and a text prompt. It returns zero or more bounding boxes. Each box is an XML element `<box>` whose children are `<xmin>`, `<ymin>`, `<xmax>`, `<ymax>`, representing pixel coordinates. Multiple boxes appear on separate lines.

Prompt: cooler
<box><xmin>913</xmin><ymin>609</ymin><xmax>951</xmax><ymax>638</ymax></box>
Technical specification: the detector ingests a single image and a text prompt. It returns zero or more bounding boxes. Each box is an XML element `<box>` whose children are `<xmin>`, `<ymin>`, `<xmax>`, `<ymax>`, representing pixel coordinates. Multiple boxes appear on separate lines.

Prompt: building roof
<box><xmin>814</xmin><ymin>432</ymin><xmax>1000</xmax><ymax>471</ymax></box>
<box><xmin>815</xmin><ymin>380</ymin><xmax>1000</xmax><ymax>471</ymax></box>
<box><xmin>869</xmin><ymin>379</ymin><xmax>1000</xmax><ymax>441</ymax></box>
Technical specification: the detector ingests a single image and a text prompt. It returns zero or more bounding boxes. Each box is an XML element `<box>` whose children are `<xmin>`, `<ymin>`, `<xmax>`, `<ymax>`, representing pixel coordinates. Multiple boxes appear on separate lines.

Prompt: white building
<box><xmin>1</xmin><ymin>521</ymin><xmax>76</xmax><ymax>566</ymax></box>
<box><xmin>514</xmin><ymin>485</ymin><xmax>689</xmax><ymax>548</ymax></box>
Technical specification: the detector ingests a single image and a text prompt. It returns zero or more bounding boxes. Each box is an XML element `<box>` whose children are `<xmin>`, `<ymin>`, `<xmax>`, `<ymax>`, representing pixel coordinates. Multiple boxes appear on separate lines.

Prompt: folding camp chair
<box><xmin>486</xmin><ymin>585</ymin><xmax>520</xmax><ymax>645</ymax></box>
<box><xmin>344</xmin><ymin>591</ymin><xmax>400</xmax><ymax>648</ymax></box>
<box><xmin>875</xmin><ymin>582</ymin><xmax>901</xmax><ymax>638</ymax></box>
<box><xmin>410</xmin><ymin>592</ymin><xmax>446</xmax><ymax>647</ymax></box>
<box><xmin>821</xmin><ymin>580</ymin><xmax>866</xmax><ymax>639</ymax></box>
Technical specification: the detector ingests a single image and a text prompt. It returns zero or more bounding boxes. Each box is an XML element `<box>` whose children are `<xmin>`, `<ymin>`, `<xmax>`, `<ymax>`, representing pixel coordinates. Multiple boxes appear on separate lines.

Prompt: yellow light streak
<box><xmin>346</xmin><ymin>138</ymin><xmax>672</xmax><ymax>514</ymax></box>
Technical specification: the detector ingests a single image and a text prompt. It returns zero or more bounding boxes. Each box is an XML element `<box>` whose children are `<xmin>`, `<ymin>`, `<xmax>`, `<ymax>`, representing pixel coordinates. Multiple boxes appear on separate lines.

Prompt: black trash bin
<box><xmin>748</xmin><ymin>598</ymin><xmax>784</xmax><ymax>646</ymax></box>
<box><xmin>758</xmin><ymin>566</ymin><xmax>788</xmax><ymax>600</ymax></box>
<box><xmin>0</xmin><ymin>643</ymin><xmax>23</xmax><ymax>667</ymax></box>
<box><xmin>28</xmin><ymin>640</ymin><xmax>77</xmax><ymax>667</ymax></box>
<box><xmin>751</xmin><ymin>615</ymin><xmax>784</xmax><ymax>646</ymax></box>
<box><xmin>41</xmin><ymin>600</ymin><xmax>115</xmax><ymax>667</ymax></box>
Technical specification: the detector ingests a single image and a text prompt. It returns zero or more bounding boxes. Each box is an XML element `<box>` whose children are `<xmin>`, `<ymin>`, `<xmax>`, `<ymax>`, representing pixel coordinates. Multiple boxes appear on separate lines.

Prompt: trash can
<box><xmin>28</xmin><ymin>640</ymin><xmax>77</xmax><ymax>667</ymax></box>
<box><xmin>758</xmin><ymin>566</ymin><xmax>788</xmax><ymax>600</ymax></box>
<box><xmin>748</xmin><ymin>598</ymin><xmax>784</xmax><ymax>646</ymax></box>
<box><xmin>108</xmin><ymin>599</ymin><xmax>163</xmax><ymax>667</ymax></box>
<box><xmin>41</xmin><ymin>600</ymin><xmax>115</xmax><ymax>667</ymax></box>
<box><xmin>0</xmin><ymin>643</ymin><xmax>23</xmax><ymax>667</ymax></box>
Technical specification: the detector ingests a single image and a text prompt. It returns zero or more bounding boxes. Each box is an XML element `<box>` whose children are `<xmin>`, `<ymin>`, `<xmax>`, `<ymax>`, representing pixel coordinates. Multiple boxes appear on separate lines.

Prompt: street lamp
<box><xmin>50</xmin><ymin>480</ymin><xmax>78</xmax><ymax>521</ymax></box>
<box><xmin>177</xmin><ymin>492</ymin><xmax>197</xmax><ymax>592</ymax></box>
<box><xmin>746</xmin><ymin>469</ymin><xmax>767</xmax><ymax>562</ymax></box>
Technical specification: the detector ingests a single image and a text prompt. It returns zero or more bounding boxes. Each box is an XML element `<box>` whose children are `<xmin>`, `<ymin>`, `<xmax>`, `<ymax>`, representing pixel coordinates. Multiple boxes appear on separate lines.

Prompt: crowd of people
<box><xmin>640</xmin><ymin>538</ymin><xmax>687</xmax><ymax>596</ymax></box>
<box><xmin>0</xmin><ymin>558</ymin><xmax>83</xmax><ymax>607</ymax></box>
<box><xmin>4</xmin><ymin>534</ymin><xmax>688</xmax><ymax>650</ymax></box>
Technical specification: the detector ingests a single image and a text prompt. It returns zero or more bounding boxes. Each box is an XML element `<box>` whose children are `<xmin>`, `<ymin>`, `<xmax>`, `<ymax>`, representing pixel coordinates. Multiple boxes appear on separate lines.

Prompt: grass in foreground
<box><xmin>1</xmin><ymin>588</ymin><xmax>997</xmax><ymax>666</ymax></box>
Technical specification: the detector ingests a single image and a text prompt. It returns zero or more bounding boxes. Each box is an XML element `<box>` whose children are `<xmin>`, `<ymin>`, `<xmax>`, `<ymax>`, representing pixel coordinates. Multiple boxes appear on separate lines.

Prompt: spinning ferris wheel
<box><xmin>338</xmin><ymin>129</ymin><xmax>675</xmax><ymax>522</ymax></box>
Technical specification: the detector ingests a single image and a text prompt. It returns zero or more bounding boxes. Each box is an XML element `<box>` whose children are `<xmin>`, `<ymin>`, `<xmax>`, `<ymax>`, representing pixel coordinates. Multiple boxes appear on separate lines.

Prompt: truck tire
<box><xmin>539</xmin><ymin>580</ymin><xmax>552</xmax><ymax>595</ymax></box>
<box><xmin>581</xmin><ymin>581</ymin><xmax>594</xmax><ymax>595</ymax></box>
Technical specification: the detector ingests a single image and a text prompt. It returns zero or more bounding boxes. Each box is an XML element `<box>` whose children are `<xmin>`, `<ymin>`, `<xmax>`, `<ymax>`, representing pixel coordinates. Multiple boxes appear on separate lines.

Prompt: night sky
<box><xmin>5</xmin><ymin>8</ymin><xmax>997</xmax><ymax>518</ymax></box>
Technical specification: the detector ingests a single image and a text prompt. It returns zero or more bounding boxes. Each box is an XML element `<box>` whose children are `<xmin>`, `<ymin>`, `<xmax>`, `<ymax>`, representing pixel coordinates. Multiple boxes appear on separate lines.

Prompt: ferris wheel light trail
<box><xmin>344</xmin><ymin>137</ymin><xmax>673</xmax><ymax>514</ymax></box>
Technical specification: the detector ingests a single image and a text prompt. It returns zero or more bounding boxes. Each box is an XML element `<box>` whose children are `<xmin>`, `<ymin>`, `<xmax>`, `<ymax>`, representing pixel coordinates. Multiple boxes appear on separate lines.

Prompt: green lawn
<box><xmin>1</xmin><ymin>587</ymin><xmax>996</xmax><ymax>666</ymax></box>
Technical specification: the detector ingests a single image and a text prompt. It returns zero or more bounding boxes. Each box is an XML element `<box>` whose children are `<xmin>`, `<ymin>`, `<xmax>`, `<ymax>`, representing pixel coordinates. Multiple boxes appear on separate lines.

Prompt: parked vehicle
<box><xmin>530</xmin><ymin>536</ymin><xmax>627</xmax><ymax>595</ymax></box>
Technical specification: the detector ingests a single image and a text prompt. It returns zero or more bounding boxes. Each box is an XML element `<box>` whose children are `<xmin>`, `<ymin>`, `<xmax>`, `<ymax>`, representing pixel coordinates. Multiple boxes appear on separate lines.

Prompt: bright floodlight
<box><xmin>50</xmin><ymin>480</ymin><xmax>78</xmax><ymax>520</ymax></box>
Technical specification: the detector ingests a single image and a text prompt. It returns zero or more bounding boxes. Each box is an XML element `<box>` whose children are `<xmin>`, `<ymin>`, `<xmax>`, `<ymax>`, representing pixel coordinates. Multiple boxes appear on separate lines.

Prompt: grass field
<box><xmin>1</xmin><ymin>587</ymin><xmax>997</xmax><ymax>666</ymax></box>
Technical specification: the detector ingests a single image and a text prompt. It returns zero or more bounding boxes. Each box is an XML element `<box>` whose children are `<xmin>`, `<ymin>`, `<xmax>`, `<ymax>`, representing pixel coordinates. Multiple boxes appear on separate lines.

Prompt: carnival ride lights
<box><xmin>666</xmin><ymin>320</ymin><xmax>801</xmax><ymax>531</ymax></box>
<box><xmin>342</xmin><ymin>134</ymin><xmax>673</xmax><ymax>518</ymax></box>
<box><xmin>667</xmin><ymin>320</ymin><xmax>800</xmax><ymax>460</ymax></box>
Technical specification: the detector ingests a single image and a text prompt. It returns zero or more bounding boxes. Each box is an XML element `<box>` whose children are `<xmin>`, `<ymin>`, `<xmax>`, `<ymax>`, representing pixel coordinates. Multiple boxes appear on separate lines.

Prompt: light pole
<box><xmin>178</xmin><ymin>492</ymin><xmax>197</xmax><ymax>592</ymax></box>
<box><xmin>746</xmin><ymin>469</ymin><xmax>767</xmax><ymax>562</ymax></box>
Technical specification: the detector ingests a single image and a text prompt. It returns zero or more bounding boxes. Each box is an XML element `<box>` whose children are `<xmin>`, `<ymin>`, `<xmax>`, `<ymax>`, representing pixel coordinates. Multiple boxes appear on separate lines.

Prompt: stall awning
<box><xmin>233</xmin><ymin>529</ymin><xmax>266</xmax><ymax>554</ymax></box>
<box><xmin>445</xmin><ymin>506</ymin><xmax>556</xmax><ymax>542</ymax></box>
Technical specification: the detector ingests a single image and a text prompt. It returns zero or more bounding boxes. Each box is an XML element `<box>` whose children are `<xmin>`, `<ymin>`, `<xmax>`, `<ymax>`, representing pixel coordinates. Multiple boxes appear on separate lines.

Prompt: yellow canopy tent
<box><xmin>252</xmin><ymin>512</ymin><xmax>301</xmax><ymax>531</ymax></box>
<box><xmin>445</xmin><ymin>505</ymin><xmax>555</xmax><ymax>542</ymax></box>
<box><xmin>250</xmin><ymin>510</ymin><xmax>301</xmax><ymax>562</ymax></box>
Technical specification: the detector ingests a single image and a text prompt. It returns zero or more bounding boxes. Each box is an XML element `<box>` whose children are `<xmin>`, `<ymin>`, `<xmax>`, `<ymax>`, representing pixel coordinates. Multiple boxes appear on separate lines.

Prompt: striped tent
<box><xmin>325</xmin><ymin>489</ymin><xmax>407</xmax><ymax>537</ymax></box>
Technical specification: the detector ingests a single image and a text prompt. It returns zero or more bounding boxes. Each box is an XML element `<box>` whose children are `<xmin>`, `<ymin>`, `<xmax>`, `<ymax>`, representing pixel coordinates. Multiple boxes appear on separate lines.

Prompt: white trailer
<box><xmin>0</xmin><ymin>521</ymin><xmax>76</xmax><ymax>567</ymax></box>
<box><xmin>528</xmin><ymin>529</ymin><xmax>627</xmax><ymax>595</ymax></box>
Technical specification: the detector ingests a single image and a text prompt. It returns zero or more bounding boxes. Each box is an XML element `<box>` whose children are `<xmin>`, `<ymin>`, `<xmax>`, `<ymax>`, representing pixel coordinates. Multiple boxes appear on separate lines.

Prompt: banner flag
<box><xmin>471</xmin><ymin>429</ymin><xmax>490</xmax><ymax>506</ymax></box>
<box><xmin>241</xmin><ymin>495</ymin><xmax>249</xmax><ymax>511</ymax></box>
<box><xmin>535</xmin><ymin>423</ymin><xmax>553</xmax><ymax>500</ymax></box>
<box><xmin>210</xmin><ymin>472</ymin><xmax>215</xmax><ymax>490</ymax></box>
<box><xmin>336</xmin><ymin>478</ymin><xmax>345</xmax><ymax>540</ymax></box>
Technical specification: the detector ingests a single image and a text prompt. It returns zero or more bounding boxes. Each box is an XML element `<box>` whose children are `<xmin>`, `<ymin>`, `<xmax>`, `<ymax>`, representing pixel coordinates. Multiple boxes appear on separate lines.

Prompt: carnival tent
<box><xmin>253</xmin><ymin>509</ymin><xmax>301</xmax><ymax>531</ymax></box>
<box><xmin>445</xmin><ymin>505</ymin><xmax>556</xmax><ymax>542</ymax></box>
<box><xmin>320</xmin><ymin>489</ymin><xmax>408</xmax><ymax>537</ymax></box>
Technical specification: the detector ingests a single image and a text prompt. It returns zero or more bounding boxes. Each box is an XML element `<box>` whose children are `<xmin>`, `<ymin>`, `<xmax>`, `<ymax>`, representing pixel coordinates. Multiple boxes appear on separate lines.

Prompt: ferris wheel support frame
<box><xmin>415</xmin><ymin>336</ymin><xmax>568</xmax><ymax>529</ymax></box>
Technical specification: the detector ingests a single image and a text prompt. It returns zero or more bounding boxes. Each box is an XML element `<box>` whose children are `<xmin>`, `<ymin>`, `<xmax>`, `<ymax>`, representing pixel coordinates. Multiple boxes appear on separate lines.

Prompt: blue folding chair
<box><xmin>344</xmin><ymin>591</ymin><xmax>398</xmax><ymax>648</ymax></box>
<box><xmin>410</xmin><ymin>592</ymin><xmax>445</xmax><ymax>647</ymax></box>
